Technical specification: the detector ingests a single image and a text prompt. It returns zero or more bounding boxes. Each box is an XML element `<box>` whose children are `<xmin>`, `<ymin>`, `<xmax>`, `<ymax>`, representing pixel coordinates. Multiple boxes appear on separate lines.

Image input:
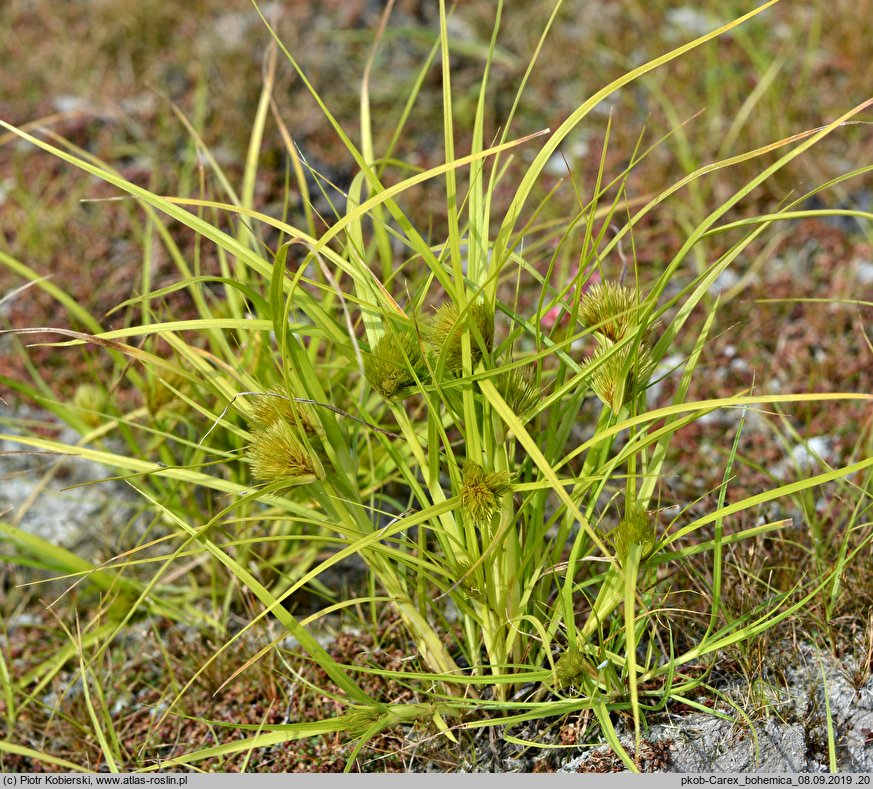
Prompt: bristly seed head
<box><xmin>363</xmin><ymin>329</ymin><xmax>428</xmax><ymax>400</ymax></box>
<box><xmin>553</xmin><ymin>650</ymin><xmax>590</xmax><ymax>689</ymax></box>
<box><xmin>460</xmin><ymin>460</ymin><xmax>512</xmax><ymax>526</ymax></box>
<box><xmin>73</xmin><ymin>383</ymin><xmax>107</xmax><ymax>426</ymax></box>
<box><xmin>455</xmin><ymin>561</ymin><xmax>484</xmax><ymax>602</ymax></box>
<box><xmin>247</xmin><ymin>420</ymin><xmax>320</xmax><ymax>482</ymax></box>
<box><xmin>428</xmin><ymin>301</ymin><xmax>494</xmax><ymax>372</ymax></box>
<box><xmin>611</xmin><ymin>506</ymin><xmax>656</xmax><ymax>563</ymax></box>
<box><xmin>495</xmin><ymin>367</ymin><xmax>541</xmax><ymax>423</ymax></box>
<box><xmin>248</xmin><ymin>386</ymin><xmax>316</xmax><ymax>434</ymax></box>
<box><xmin>343</xmin><ymin>707</ymin><xmax>384</xmax><ymax>738</ymax></box>
<box><xmin>579</xmin><ymin>281</ymin><xmax>652</xmax><ymax>343</ymax></box>
<box><xmin>145</xmin><ymin>370</ymin><xmax>186</xmax><ymax>416</ymax></box>
<box><xmin>586</xmin><ymin>339</ymin><xmax>656</xmax><ymax>412</ymax></box>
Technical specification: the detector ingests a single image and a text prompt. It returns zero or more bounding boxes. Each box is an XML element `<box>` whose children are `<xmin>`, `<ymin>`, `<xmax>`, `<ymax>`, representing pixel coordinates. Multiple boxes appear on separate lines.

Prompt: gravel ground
<box><xmin>558</xmin><ymin>644</ymin><xmax>873</xmax><ymax>773</ymax></box>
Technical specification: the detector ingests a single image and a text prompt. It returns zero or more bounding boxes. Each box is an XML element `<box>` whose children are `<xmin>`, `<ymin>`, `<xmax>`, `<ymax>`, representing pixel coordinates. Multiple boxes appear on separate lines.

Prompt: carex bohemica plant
<box><xmin>2</xmin><ymin>0</ymin><xmax>873</xmax><ymax>773</ymax></box>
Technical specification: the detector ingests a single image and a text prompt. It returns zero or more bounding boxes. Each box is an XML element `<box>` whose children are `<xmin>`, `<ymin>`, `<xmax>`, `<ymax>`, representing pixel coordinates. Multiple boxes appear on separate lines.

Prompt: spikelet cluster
<box><xmin>579</xmin><ymin>281</ymin><xmax>653</xmax><ymax>344</ymax></box>
<box><xmin>428</xmin><ymin>301</ymin><xmax>494</xmax><ymax>373</ymax></box>
<box><xmin>580</xmin><ymin>282</ymin><xmax>657</xmax><ymax>411</ymax></box>
<box><xmin>248</xmin><ymin>386</ymin><xmax>316</xmax><ymax>434</ymax></box>
<box><xmin>73</xmin><ymin>384</ymin><xmax>107</xmax><ymax>427</ymax></box>
<box><xmin>610</xmin><ymin>506</ymin><xmax>656</xmax><ymax>563</ymax></box>
<box><xmin>247</xmin><ymin>420</ymin><xmax>319</xmax><ymax>482</ymax></box>
<box><xmin>459</xmin><ymin>460</ymin><xmax>512</xmax><ymax>526</ymax></box>
<box><xmin>363</xmin><ymin>329</ymin><xmax>427</xmax><ymax>400</ymax></box>
<box><xmin>455</xmin><ymin>561</ymin><xmax>484</xmax><ymax>602</ymax></box>
<box><xmin>495</xmin><ymin>367</ymin><xmax>541</xmax><ymax>424</ymax></box>
<box><xmin>145</xmin><ymin>370</ymin><xmax>186</xmax><ymax>416</ymax></box>
<box><xmin>362</xmin><ymin>303</ymin><xmax>495</xmax><ymax>399</ymax></box>
<box><xmin>587</xmin><ymin>341</ymin><xmax>656</xmax><ymax>412</ymax></box>
<box><xmin>343</xmin><ymin>707</ymin><xmax>384</xmax><ymax>738</ymax></box>
<box><xmin>553</xmin><ymin>650</ymin><xmax>590</xmax><ymax>689</ymax></box>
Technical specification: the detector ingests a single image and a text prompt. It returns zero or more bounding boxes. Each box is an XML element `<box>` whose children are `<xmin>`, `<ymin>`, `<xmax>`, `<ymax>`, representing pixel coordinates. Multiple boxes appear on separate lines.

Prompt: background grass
<box><xmin>1</xmin><ymin>0</ymin><xmax>872</xmax><ymax>773</ymax></box>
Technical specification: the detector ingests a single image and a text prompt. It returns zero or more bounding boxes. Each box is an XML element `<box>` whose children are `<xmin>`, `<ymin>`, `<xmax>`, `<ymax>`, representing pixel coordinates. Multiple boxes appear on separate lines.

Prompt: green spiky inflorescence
<box><xmin>587</xmin><ymin>340</ymin><xmax>657</xmax><ymax>412</ymax></box>
<box><xmin>248</xmin><ymin>386</ymin><xmax>316</xmax><ymax>434</ymax></box>
<box><xmin>459</xmin><ymin>460</ymin><xmax>512</xmax><ymax>526</ymax></box>
<box><xmin>455</xmin><ymin>561</ymin><xmax>485</xmax><ymax>602</ymax></box>
<box><xmin>363</xmin><ymin>329</ymin><xmax>428</xmax><ymax>400</ymax></box>
<box><xmin>495</xmin><ymin>367</ymin><xmax>541</xmax><ymax>424</ymax></box>
<box><xmin>73</xmin><ymin>383</ymin><xmax>107</xmax><ymax>427</ymax></box>
<box><xmin>247</xmin><ymin>420</ymin><xmax>320</xmax><ymax>482</ymax></box>
<box><xmin>580</xmin><ymin>282</ymin><xmax>657</xmax><ymax>411</ymax></box>
<box><xmin>428</xmin><ymin>301</ymin><xmax>494</xmax><ymax>373</ymax></box>
<box><xmin>579</xmin><ymin>281</ymin><xmax>653</xmax><ymax>344</ymax></box>
<box><xmin>610</xmin><ymin>506</ymin><xmax>656</xmax><ymax>563</ymax></box>
<box><xmin>145</xmin><ymin>370</ymin><xmax>187</xmax><ymax>417</ymax></box>
<box><xmin>343</xmin><ymin>707</ymin><xmax>384</xmax><ymax>738</ymax></box>
<box><xmin>553</xmin><ymin>650</ymin><xmax>591</xmax><ymax>689</ymax></box>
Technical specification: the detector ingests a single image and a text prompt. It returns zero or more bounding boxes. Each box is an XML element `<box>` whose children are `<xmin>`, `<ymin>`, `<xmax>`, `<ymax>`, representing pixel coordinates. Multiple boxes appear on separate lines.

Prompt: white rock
<box><xmin>790</xmin><ymin>436</ymin><xmax>832</xmax><ymax>469</ymax></box>
<box><xmin>665</xmin><ymin>7</ymin><xmax>719</xmax><ymax>38</ymax></box>
<box><xmin>856</xmin><ymin>259</ymin><xmax>873</xmax><ymax>285</ymax></box>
